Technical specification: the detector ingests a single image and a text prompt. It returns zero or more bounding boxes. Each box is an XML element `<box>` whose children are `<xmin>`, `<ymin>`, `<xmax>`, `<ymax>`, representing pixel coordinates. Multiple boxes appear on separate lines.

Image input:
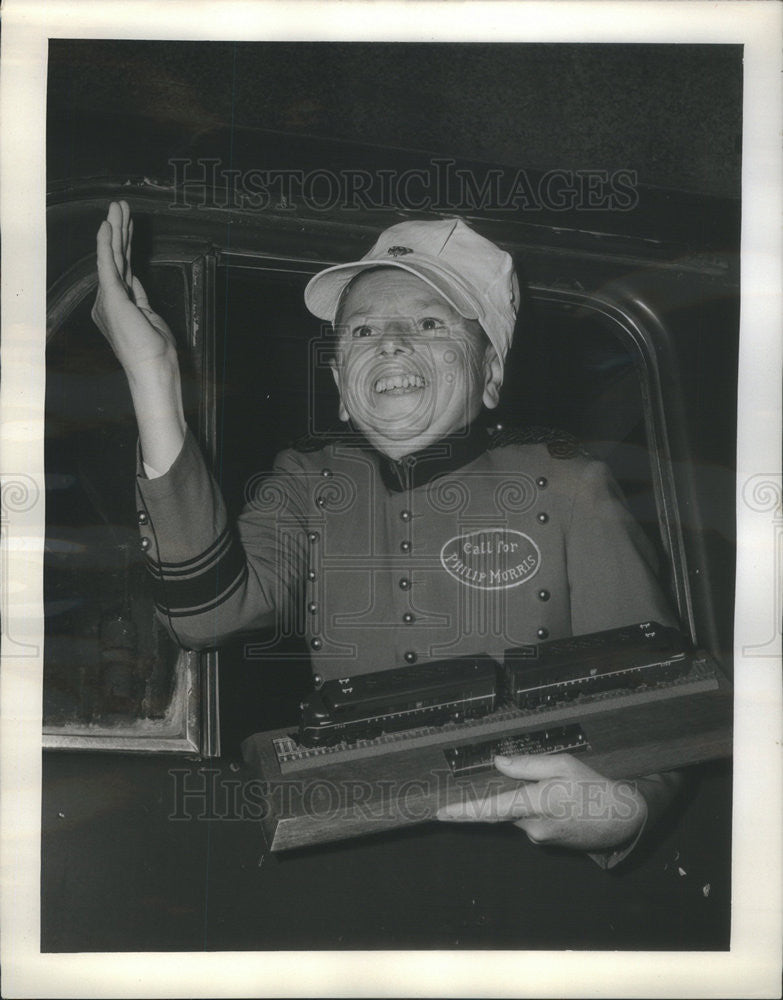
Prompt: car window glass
<box><xmin>44</xmin><ymin>266</ymin><xmax>190</xmax><ymax>730</ymax></box>
<box><xmin>213</xmin><ymin>262</ymin><xmax>674</xmax><ymax>752</ymax></box>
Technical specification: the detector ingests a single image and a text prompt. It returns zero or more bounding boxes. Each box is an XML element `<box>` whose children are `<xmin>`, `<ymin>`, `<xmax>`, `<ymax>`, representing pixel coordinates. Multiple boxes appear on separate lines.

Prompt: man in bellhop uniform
<box><xmin>92</xmin><ymin>201</ymin><xmax>683</xmax><ymax>929</ymax></box>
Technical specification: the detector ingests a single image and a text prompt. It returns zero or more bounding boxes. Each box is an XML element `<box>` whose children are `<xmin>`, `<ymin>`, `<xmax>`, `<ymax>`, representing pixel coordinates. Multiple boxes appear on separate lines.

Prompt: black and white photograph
<box><xmin>1</xmin><ymin>1</ymin><xmax>781</xmax><ymax>997</ymax></box>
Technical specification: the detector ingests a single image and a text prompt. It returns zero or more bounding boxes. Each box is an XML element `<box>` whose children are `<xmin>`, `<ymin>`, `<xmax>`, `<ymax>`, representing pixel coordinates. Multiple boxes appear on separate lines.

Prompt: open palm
<box><xmin>92</xmin><ymin>200</ymin><xmax>176</xmax><ymax>372</ymax></box>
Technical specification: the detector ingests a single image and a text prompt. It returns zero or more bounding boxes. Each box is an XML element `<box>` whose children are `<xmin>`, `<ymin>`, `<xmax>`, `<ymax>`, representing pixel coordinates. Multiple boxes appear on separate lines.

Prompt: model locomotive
<box><xmin>503</xmin><ymin>621</ymin><xmax>689</xmax><ymax>709</ymax></box>
<box><xmin>296</xmin><ymin>622</ymin><xmax>694</xmax><ymax>748</ymax></box>
<box><xmin>298</xmin><ymin>654</ymin><xmax>498</xmax><ymax>747</ymax></box>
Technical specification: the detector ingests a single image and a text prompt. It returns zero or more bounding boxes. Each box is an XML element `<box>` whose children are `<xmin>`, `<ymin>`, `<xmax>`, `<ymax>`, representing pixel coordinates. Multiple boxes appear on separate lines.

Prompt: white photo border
<box><xmin>1</xmin><ymin>1</ymin><xmax>781</xmax><ymax>997</ymax></box>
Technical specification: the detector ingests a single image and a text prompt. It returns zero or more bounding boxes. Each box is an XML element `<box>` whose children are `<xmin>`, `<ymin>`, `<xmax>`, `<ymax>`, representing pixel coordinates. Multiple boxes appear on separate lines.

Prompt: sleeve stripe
<box><xmin>154</xmin><ymin>526</ymin><xmax>235</xmax><ymax>573</ymax></box>
<box><xmin>154</xmin><ymin>564</ymin><xmax>251</xmax><ymax>619</ymax></box>
<box><xmin>147</xmin><ymin>533</ymin><xmax>248</xmax><ymax>614</ymax></box>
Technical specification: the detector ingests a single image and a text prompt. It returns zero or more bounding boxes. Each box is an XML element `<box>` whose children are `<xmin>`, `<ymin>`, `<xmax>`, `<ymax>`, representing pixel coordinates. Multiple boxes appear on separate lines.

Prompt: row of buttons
<box><xmin>535</xmin><ymin>475</ymin><xmax>549</xmax><ymax>640</ymax></box>
<box><xmin>136</xmin><ymin>510</ymin><xmax>152</xmax><ymax>552</ymax></box>
<box><xmin>138</xmin><ymin>510</ymin><xmax>151</xmax><ymax>552</ymax></box>
<box><xmin>316</xmin><ymin>470</ymin><xmax>333</xmax><ymax>509</ymax></box>
<box><xmin>136</xmin><ymin>461</ymin><xmax>555</xmax><ymax>657</ymax></box>
<box><xmin>304</xmin><ymin>467</ymin><xmax>552</xmax><ymax>659</ymax></box>
<box><xmin>399</xmin><ymin>492</ymin><xmax>413</xmax><ymax>658</ymax></box>
<box><xmin>399</xmin><ymin>505</ymin><xmax>414</xmax><ymax>657</ymax></box>
<box><xmin>307</xmin><ymin>601</ymin><xmax>416</xmax><ymax>624</ymax></box>
<box><xmin>305</xmin><ymin>528</ymin><xmax>418</xmax><ymax>652</ymax></box>
<box><xmin>311</xmin><ymin>481</ymin><xmax>551</xmax><ymax>519</ymax></box>
<box><xmin>308</xmin><ymin>528</ymin><xmax>321</xmax><ymax>650</ymax></box>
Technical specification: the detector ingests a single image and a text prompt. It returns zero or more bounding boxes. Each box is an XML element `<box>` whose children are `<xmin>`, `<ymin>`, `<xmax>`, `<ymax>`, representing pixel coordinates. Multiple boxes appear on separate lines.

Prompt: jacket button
<box><xmin>536</xmin><ymin>477</ymin><xmax>548</xmax><ymax>488</ymax></box>
<box><xmin>404</xmin><ymin>651</ymin><xmax>417</xmax><ymax>664</ymax></box>
<box><xmin>308</xmin><ymin>602</ymin><xmax>318</xmax><ymax>614</ymax></box>
<box><xmin>137</xmin><ymin>511</ymin><xmax>148</xmax><ymax>525</ymax></box>
<box><xmin>403</xmin><ymin>613</ymin><xmax>415</xmax><ymax>624</ymax></box>
<box><xmin>398</xmin><ymin>577</ymin><xmax>411</xmax><ymax>590</ymax></box>
<box><xmin>537</xmin><ymin>627</ymin><xmax>549</xmax><ymax>639</ymax></box>
<box><xmin>308</xmin><ymin>531</ymin><xmax>319</xmax><ymax>543</ymax></box>
<box><xmin>310</xmin><ymin>637</ymin><xmax>323</xmax><ymax>651</ymax></box>
<box><xmin>400</xmin><ymin>540</ymin><xmax>411</xmax><ymax>553</ymax></box>
<box><xmin>537</xmin><ymin>589</ymin><xmax>551</xmax><ymax>602</ymax></box>
<box><xmin>321</xmin><ymin>468</ymin><xmax>332</xmax><ymax>478</ymax></box>
<box><xmin>537</xmin><ymin>512</ymin><xmax>549</xmax><ymax>524</ymax></box>
<box><xmin>400</xmin><ymin>510</ymin><xmax>412</xmax><ymax>522</ymax></box>
<box><xmin>139</xmin><ymin>537</ymin><xmax>151</xmax><ymax>552</ymax></box>
<box><xmin>316</xmin><ymin>496</ymin><xmax>326</xmax><ymax>508</ymax></box>
<box><xmin>307</xmin><ymin>570</ymin><xmax>317</xmax><ymax>582</ymax></box>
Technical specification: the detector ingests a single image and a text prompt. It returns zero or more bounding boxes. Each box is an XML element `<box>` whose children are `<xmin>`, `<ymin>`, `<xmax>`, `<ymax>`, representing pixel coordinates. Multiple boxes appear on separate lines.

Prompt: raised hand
<box><xmin>92</xmin><ymin>200</ymin><xmax>186</xmax><ymax>476</ymax></box>
<box><xmin>92</xmin><ymin>200</ymin><xmax>177</xmax><ymax>374</ymax></box>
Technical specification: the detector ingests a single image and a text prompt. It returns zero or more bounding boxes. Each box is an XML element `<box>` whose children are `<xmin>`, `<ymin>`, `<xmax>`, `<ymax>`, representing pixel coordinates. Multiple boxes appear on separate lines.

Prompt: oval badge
<box><xmin>440</xmin><ymin>529</ymin><xmax>541</xmax><ymax>590</ymax></box>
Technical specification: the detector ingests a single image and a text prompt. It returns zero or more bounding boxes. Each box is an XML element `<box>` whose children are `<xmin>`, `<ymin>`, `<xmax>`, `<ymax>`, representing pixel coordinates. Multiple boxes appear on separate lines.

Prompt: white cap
<box><xmin>304</xmin><ymin>218</ymin><xmax>519</xmax><ymax>370</ymax></box>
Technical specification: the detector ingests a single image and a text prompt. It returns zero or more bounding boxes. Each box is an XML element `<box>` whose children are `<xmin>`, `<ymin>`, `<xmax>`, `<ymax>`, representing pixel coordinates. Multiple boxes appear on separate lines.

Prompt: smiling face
<box><xmin>330</xmin><ymin>269</ymin><xmax>502</xmax><ymax>459</ymax></box>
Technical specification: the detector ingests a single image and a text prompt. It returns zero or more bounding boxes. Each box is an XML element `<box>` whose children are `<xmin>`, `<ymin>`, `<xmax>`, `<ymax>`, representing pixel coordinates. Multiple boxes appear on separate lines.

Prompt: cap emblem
<box><xmin>386</xmin><ymin>246</ymin><xmax>414</xmax><ymax>257</ymax></box>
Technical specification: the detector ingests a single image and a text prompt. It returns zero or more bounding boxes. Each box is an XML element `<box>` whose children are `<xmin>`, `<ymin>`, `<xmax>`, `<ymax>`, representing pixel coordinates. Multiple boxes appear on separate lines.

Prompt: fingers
<box><xmin>125</xmin><ymin>215</ymin><xmax>134</xmax><ymax>286</ymax></box>
<box><xmin>105</xmin><ymin>200</ymin><xmax>133</xmax><ymax>285</ymax></box>
<box><xmin>436</xmin><ymin>786</ymin><xmax>536</xmax><ymax>824</ymax></box>
<box><xmin>131</xmin><ymin>276</ymin><xmax>150</xmax><ymax>309</ymax></box>
<box><xmin>436</xmin><ymin>754</ymin><xmax>599</xmax><ymax>825</ymax></box>
<box><xmin>437</xmin><ymin>755</ymin><xmax>647</xmax><ymax>851</ymax></box>
<box><xmin>108</xmin><ymin>201</ymin><xmax>124</xmax><ymax>276</ymax></box>
<box><xmin>493</xmin><ymin>752</ymin><xmax>580</xmax><ymax>782</ymax></box>
<box><xmin>96</xmin><ymin>201</ymin><xmax>138</xmax><ymax>303</ymax></box>
<box><xmin>119</xmin><ymin>200</ymin><xmax>131</xmax><ymax>283</ymax></box>
<box><xmin>96</xmin><ymin>220</ymin><xmax>122</xmax><ymax>289</ymax></box>
<box><xmin>513</xmin><ymin>818</ymin><xmax>552</xmax><ymax>844</ymax></box>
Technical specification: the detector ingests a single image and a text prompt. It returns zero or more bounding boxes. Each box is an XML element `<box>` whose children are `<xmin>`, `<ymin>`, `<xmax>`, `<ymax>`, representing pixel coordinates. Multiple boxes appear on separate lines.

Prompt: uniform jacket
<box><xmin>135</xmin><ymin>419</ymin><xmax>675</xmax><ymax>680</ymax></box>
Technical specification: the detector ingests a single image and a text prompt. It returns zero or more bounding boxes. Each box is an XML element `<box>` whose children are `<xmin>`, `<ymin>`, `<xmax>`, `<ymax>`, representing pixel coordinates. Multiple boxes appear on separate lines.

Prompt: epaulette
<box><xmin>487</xmin><ymin>424</ymin><xmax>586</xmax><ymax>459</ymax></box>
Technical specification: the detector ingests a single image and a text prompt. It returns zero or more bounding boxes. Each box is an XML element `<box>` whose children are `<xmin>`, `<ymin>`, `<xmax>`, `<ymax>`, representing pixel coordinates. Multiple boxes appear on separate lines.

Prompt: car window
<box><xmin>44</xmin><ymin>265</ymin><xmax>200</xmax><ymax>742</ymax></box>
<box><xmin>508</xmin><ymin>298</ymin><xmax>669</xmax><ymax>574</ymax></box>
<box><xmin>212</xmin><ymin>258</ymin><xmax>682</xmax><ymax>751</ymax></box>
